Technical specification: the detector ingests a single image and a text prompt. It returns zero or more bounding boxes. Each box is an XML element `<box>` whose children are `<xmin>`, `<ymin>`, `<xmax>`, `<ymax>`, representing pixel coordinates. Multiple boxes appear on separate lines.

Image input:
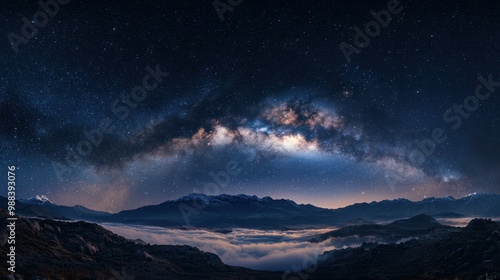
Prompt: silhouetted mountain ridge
<box><xmin>2</xmin><ymin>193</ymin><xmax>499</xmax><ymax>229</ymax></box>
<box><xmin>311</xmin><ymin>214</ymin><xmax>457</xmax><ymax>244</ymax></box>
<box><xmin>0</xmin><ymin>196</ymin><xmax>111</xmax><ymax>221</ymax></box>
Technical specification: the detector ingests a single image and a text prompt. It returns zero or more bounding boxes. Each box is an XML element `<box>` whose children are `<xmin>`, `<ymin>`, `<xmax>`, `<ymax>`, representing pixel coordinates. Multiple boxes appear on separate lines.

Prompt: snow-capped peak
<box><xmin>20</xmin><ymin>195</ymin><xmax>55</xmax><ymax>205</ymax></box>
<box><xmin>234</xmin><ymin>194</ymin><xmax>260</xmax><ymax>200</ymax></box>
<box><xmin>464</xmin><ymin>192</ymin><xmax>487</xmax><ymax>198</ymax></box>
<box><xmin>176</xmin><ymin>193</ymin><xmax>209</xmax><ymax>202</ymax></box>
<box><xmin>214</xmin><ymin>194</ymin><xmax>264</xmax><ymax>202</ymax></box>
<box><xmin>34</xmin><ymin>195</ymin><xmax>52</xmax><ymax>203</ymax></box>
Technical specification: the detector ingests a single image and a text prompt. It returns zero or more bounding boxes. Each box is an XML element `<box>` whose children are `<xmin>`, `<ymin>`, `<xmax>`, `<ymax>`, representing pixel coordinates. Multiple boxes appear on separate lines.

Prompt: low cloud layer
<box><xmin>101</xmin><ymin>216</ymin><xmax>500</xmax><ymax>271</ymax></box>
<box><xmin>101</xmin><ymin>224</ymin><xmax>338</xmax><ymax>271</ymax></box>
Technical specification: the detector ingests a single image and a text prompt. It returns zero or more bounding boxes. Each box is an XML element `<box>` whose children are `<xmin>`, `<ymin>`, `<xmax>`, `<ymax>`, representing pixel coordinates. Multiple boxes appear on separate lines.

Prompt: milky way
<box><xmin>0</xmin><ymin>0</ymin><xmax>499</xmax><ymax>211</ymax></box>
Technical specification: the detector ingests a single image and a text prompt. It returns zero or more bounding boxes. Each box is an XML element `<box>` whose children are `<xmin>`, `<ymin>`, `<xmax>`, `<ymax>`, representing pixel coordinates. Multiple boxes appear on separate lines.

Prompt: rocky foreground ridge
<box><xmin>0</xmin><ymin>209</ymin><xmax>279</xmax><ymax>279</ymax></box>
<box><xmin>310</xmin><ymin>218</ymin><xmax>500</xmax><ymax>279</ymax></box>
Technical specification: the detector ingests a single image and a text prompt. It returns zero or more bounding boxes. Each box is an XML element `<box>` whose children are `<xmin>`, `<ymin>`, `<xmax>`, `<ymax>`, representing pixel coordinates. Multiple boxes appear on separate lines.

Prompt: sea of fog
<box><xmin>101</xmin><ymin>217</ymin><xmax>500</xmax><ymax>271</ymax></box>
<box><xmin>100</xmin><ymin>224</ymin><xmax>342</xmax><ymax>271</ymax></box>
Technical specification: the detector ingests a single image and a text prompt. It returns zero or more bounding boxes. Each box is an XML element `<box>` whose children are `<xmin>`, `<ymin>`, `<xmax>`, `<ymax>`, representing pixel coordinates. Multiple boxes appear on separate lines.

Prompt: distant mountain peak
<box><xmin>236</xmin><ymin>194</ymin><xmax>259</xmax><ymax>200</ymax></box>
<box><xmin>423</xmin><ymin>195</ymin><xmax>456</xmax><ymax>202</ymax></box>
<box><xmin>389</xmin><ymin>213</ymin><xmax>438</xmax><ymax>227</ymax></box>
<box><xmin>176</xmin><ymin>193</ymin><xmax>280</xmax><ymax>202</ymax></box>
<box><xmin>170</xmin><ymin>193</ymin><xmax>300</xmax><ymax>210</ymax></box>
<box><xmin>465</xmin><ymin>192</ymin><xmax>486</xmax><ymax>198</ymax></box>
<box><xmin>214</xmin><ymin>194</ymin><xmax>261</xmax><ymax>201</ymax></box>
<box><xmin>176</xmin><ymin>193</ymin><xmax>209</xmax><ymax>202</ymax></box>
<box><xmin>20</xmin><ymin>195</ymin><xmax>55</xmax><ymax>205</ymax></box>
<box><xmin>407</xmin><ymin>213</ymin><xmax>436</xmax><ymax>222</ymax></box>
<box><xmin>379</xmin><ymin>197</ymin><xmax>411</xmax><ymax>204</ymax></box>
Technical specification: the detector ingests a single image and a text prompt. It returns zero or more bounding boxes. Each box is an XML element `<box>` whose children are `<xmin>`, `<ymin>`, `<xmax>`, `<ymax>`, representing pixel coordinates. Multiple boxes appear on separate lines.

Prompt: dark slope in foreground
<box><xmin>309</xmin><ymin>219</ymin><xmax>500</xmax><ymax>280</ymax></box>
<box><xmin>0</xmin><ymin>209</ymin><xmax>279</xmax><ymax>280</ymax></box>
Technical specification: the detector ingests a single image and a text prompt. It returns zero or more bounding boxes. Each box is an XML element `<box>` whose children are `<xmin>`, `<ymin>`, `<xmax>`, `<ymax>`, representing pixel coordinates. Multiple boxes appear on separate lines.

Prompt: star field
<box><xmin>0</xmin><ymin>0</ymin><xmax>499</xmax><ymax>211</ymax></box>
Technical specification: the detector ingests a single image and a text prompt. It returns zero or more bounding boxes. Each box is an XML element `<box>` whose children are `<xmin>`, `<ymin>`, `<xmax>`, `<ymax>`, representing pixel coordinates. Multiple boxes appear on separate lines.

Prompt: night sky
<box><xmin>1</xmin><ymin>0</ymin><xmax>499</xmax><ymax>212</ymax></box>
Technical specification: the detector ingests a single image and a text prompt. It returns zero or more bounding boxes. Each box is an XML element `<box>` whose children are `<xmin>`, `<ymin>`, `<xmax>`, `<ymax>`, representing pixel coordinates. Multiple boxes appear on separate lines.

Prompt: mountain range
<box><xmin>2</xmin><ymin>193</ymin><xmax>500</xmax><ymax>229</ymax></box>
<box><xmin>1</xmin><ymin>195</ymin><xmax>111</xmax><ymax>221</ymax></box>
